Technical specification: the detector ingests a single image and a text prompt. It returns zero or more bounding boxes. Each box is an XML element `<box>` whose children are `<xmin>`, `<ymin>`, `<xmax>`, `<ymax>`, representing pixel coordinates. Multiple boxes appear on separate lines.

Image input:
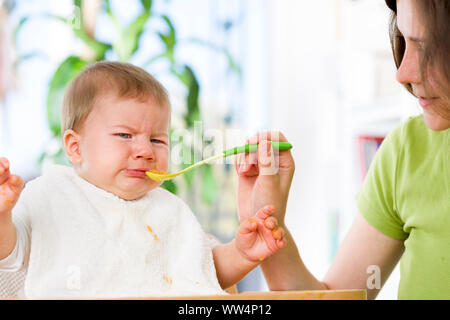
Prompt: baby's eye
<box><xmin>116</xmin><ymin>133</ymin><xmax>131</xmax><ymax>139</ymax></box>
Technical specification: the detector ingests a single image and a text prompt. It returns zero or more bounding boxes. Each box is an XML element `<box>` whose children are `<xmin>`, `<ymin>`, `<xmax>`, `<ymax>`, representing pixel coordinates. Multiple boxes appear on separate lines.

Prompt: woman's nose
<box><xmin>396</xmin><ymin>45</ymin><xmax>421</xmax><ymax>86</ymax></box>
<box><xmin>133</xmin><ymin>139</ymin><xmax>155</xmax><ymax>160</ymax></box>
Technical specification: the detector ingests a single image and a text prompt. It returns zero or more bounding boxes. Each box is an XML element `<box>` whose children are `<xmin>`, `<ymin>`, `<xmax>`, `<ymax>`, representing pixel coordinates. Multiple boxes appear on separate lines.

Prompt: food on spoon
<box><xmin>146</xmin><ymin>169</ymin><xmax>169</xmax><ymax>175</ymax></box>
<box><xmin>145</xmin><ymin>169</ymin><xmax>170</xmax><ymax>181</ymax></box>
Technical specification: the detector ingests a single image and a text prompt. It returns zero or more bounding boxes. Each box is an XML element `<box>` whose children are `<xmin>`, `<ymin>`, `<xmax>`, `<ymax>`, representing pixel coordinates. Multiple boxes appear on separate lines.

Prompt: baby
<box><xmin>0</xmin><ymin>61</ymin><xmax>285</xmax><ymax>298</ymax></box>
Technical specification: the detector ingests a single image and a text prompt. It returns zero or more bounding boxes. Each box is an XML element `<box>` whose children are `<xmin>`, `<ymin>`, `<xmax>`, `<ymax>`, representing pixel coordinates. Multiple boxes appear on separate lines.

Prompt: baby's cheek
<box><xmin>158</xmin><ymin>150</ymin><xmax>170</xmax><ymax>172</ymax></box>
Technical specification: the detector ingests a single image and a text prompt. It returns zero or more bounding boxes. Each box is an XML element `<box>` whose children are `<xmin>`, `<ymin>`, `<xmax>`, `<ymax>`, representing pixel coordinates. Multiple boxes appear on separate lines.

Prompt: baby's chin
<box><xmin>75</xmin><ymin>168</ymin><xmax>161</xmax><ymax>200</ymax></box>
<box><xmin>116</xmin><ymin>183</ymin><xmax>161</xmax><ymax>201</ymax></box>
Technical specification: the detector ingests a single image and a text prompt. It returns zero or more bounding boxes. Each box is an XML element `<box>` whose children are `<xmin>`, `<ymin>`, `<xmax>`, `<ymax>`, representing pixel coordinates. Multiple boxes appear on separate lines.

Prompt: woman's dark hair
<box><xmin>386</xmin><ymin>0</ymin><xmax>450</xmax><ymax>119</ymax></box>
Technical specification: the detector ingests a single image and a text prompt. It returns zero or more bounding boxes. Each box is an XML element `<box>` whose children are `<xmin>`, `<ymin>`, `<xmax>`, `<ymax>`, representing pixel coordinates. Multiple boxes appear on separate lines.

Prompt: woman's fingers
<box><xmin>235</xmin><ymin>148</ymin><xmax>259</xmax><ymax>177</ymax></box>
<box><xmin>236</xmin><ymin>131</ymin><xmax>288</xmax><ymax>175</ymax></box>
<box><xmin>246</xmin><ymin>135</ymin><xmax>259</xmax><ymax>168</ymax></box>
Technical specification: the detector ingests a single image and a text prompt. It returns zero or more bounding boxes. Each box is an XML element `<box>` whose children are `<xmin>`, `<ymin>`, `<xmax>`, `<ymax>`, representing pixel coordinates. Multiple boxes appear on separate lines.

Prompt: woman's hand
<box><xmin>235</xmin><ymin>131</ymin><xmax>295</xmax><ymax>226</ymax></box>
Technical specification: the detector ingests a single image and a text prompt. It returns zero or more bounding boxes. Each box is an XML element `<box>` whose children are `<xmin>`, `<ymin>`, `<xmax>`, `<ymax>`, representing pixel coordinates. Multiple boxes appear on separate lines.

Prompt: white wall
<box><xmin>265</xmin><ymin>0</ymin><xmax>341</xmax><ymax>285</ymax></box>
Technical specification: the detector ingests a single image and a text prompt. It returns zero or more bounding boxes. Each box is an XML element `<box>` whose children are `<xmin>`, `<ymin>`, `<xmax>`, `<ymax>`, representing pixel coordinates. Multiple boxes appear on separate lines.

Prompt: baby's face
<box><xmin>74</xmin><ymin>93</ymin><xmax>170</xmax><ymax>200</ymax></box>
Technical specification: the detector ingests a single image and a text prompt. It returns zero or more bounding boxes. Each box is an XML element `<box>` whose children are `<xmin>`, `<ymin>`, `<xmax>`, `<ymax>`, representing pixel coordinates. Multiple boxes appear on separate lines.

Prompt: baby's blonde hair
<box><xmin>61</xmin><ymin>61</ymin><xmax>170</xmax><ymax>133</ymax></box>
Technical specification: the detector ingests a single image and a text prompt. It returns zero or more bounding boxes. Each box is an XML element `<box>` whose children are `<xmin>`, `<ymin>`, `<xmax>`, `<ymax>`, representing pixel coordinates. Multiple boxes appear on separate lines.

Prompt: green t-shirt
<box><xmin>356</xmin><ymin>115</ymin><xmax>450</xmax><ymax>300</ymax></box>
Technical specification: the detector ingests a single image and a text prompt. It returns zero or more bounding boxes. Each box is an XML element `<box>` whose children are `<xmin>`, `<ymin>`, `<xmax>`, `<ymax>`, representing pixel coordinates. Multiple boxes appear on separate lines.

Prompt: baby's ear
<box><xmin>63</xmin><ymin>129</ymin><xmax>82</xmax><ymax>164</ymax></box>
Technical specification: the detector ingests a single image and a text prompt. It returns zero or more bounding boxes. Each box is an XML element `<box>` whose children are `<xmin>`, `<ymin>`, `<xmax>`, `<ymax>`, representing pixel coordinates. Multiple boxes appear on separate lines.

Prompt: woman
<box><xmin>235</xmin><ymin>0</ymin><xmax>449</xmax><ymax>299</ymax></box>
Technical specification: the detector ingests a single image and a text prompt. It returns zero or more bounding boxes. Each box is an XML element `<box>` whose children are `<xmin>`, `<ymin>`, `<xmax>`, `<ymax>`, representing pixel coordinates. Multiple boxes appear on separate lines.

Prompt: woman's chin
<box><xmin>422</xmin><ymin>110</ymin><xmax>450</xmax><ymax>131</ymax></box>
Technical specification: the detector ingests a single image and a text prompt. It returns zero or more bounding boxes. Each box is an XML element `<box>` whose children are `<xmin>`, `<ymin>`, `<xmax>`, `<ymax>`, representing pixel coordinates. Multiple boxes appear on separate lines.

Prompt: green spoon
<box><xmin>146</xmin><ymin>141</ymin><xmax>293</xmax><ymax>181</ymax></box>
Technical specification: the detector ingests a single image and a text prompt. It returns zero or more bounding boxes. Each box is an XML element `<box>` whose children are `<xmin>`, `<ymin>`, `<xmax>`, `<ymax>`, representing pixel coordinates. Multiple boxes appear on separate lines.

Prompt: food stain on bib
<box><xmin>146</xmin><ymin>225</ymin><xmax>159</xmax><ymax>241</ymax></box>
<box><xmin>163</xmin><ymin>275</ymin><xmax>173</xmax><ymax>285</ymax></box>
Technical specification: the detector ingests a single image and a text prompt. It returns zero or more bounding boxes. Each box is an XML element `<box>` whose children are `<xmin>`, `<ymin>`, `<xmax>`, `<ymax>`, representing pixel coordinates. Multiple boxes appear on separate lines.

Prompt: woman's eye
<box><xmin>117</xmin><ymin>133</ymin><xmax>131</xmax><ymax>139</ymax></box>
<box><xmin>151</xmin><ymin>139</ymin><xmax>163</xmax><ymax>144</ymax></box>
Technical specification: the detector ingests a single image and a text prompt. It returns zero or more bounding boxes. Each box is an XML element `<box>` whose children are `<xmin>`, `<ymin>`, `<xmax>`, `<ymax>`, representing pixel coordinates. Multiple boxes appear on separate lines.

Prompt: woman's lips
<box><xmin>123</xmin><ymin>169</ymin><xmax>149</xmax><ymax>178</ymax></box>
<box><xmin>419</xmin><ymin>96</ymin><xmax>439</xmax><ymax>108</ymax></box>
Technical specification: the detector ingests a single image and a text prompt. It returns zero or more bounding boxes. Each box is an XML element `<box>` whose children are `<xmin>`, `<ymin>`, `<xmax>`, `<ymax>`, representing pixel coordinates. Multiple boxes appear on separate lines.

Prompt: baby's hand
<box><xmin>235</xmin><ymin>205</ymin><xmax>286</xmax><ymax>263</ymax></box>
<box><xmin>0</xmin><ymin>158</ymin><xmax>24</xmax><ymax>216</ymax></box>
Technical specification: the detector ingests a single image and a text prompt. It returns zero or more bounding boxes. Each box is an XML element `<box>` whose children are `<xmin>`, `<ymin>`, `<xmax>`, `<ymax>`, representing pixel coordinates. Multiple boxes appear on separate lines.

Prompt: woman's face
<box><xmin>395</xmin><ymin>0</ymin><xmax>450</xmax><ymax>131</ymax></box>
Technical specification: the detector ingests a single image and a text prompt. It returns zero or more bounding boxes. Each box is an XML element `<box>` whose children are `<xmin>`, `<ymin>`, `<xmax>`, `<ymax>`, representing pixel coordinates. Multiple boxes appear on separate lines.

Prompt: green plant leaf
<box><xmin>184</xmin><ymin>66</ymin><xmax>200</xmax><ymax>127</ymax></box>
<box><xmin>51</xmin><ymin>147</ymin><xmax>71</xmax><ymax>166</ymax></box>
<box><xmin>13</xmin><ymin>17</ymin><xmax>29</xmax><ymax>47</ymax></box>
<box><xmin>72</xmin><ymin>28</ymin><xmax>111</xmax><ymax>60</ymax></box>
<box><xmin>200</xmin><ymin>164</ymin><xmax>218</xmax><ymax>205</ymax></box>
<box><xmin>14</xmin><ymin>51</ymin><xmax>47</xmax><ymax>67</ymax></box>
<box><xmin>160</xmin><ymin>179</ymin><xmax>177</xmax><ymax>194</ymax></box>
<box><xmin>224</xmin><ymin>50</ymin><xmax>242</xmax><ymax>77</ymax></box>
<box><xmin>105</xmin><ymin>1</ymin><xmax>121</xmax><ymax>32</ymax></box>
<box><xmin>170</xmin><ymin>65</ymin><xmax>200</xmax><ymax>127</ymax></box>
<box><xmin>181</xmin><ymin>144</ymin><xmax>196</xmax><ymax>188</ymax></box>
<box><xmin>113</xmin><ymin>12</ymin><xmax>150</xmax><ymax>61</ymax></box>
<box><xmin>143</xmin><ymin>52</ymin><xmax>167</xmax><ymax>67</ymax></box>
<box><xmin>140</xmin><ymin>0</ymin><xmax>153</xmax><ymax>12</ymax></box>
<box><xmin>39</xmin><ymin>143</ymin><xmax>71</xmax><ymax>167</ymax></box>
<box><xmin>47</xmin><ymin>56</ymin><xmax>90</xmax><ymax>136</ymax></box>
<box><xmin>157</xmin><ymin>15</ymin><xmax>176</xmax><ymax>63</ymax></box>
<box><xmin>159</xmin><ymin>15</ymin><xmax>176</xmax><ymax>49</ymax></box>
<box><xmin>169</xmin><ymin>64</ymin><xmax>189</xmax><ymax>86</ymax></box>
<box><xmin>185</xmin><ymin>37</ymin><xmax>242</xmax><ymax>77</ymax></box>
<box><xmin>50</xmin><ymin>14</ymin><xmax>111</xmax><ymax>61</ymax></box>
<box><xmin>73</xmin><ymin>0</ymin><xmax>82</xmax><ymax>9</ymax></box>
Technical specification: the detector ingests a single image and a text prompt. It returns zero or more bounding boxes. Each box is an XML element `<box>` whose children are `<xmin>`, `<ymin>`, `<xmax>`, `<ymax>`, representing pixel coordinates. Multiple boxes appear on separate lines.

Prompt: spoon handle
<box><xmin>222</xmin><ymin>141</ymin><xmax>292</xmax><ymax>157</ymax></box>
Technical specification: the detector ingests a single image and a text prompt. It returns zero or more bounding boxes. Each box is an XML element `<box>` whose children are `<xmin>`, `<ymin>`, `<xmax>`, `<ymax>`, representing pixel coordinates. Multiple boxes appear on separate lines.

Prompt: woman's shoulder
<box><xmin>378</xmin><ymin>115</ymin><xmax>431</xmax><ymax>156</ymax></box>
<box><xmin>388</xmin><ymin>114</ymin><xmax>445</xmax><ymax>154</ymax></box>
<box><xmin>362</xmin><ymin>115</ymin><xmax>428</xmax><ymax>189</ymax></box>
<box><xmin>386</xmin><ymin>115</ymin><xmax>425</xmax><ymax>142</ymax></box>
<box><xmin>399</xmin><ymin>114</ymin><xmax>428</xmax><ymax>138</ymax></box>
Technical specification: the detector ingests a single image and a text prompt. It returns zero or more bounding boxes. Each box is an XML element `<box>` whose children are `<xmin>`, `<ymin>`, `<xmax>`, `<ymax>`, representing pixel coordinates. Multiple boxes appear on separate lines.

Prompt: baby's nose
<box><xmin>133</xmin><ymin>140</ymin><xmax>155</xmax><ymax>160</ymax></box>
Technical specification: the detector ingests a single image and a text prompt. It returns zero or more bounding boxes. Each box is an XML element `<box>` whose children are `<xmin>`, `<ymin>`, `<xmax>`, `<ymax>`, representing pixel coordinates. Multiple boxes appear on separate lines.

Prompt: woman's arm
<box><xmin>259</xmin><ymin>226</ymin><xmax>327</xmax><ymax>291</ymax></box>
<box><xmin>323</xmin><ymin>212</ymin><xmax>404</xmax><ymax>299</ymax></box>
<box><xmin>261</xmin><ymin>212</ymin><xmax>404</xmax><ymax>300</ymax></box>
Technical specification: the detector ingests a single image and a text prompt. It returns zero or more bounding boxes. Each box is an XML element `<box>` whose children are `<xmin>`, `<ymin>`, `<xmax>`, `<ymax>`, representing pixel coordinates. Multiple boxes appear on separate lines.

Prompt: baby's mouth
<box><xmin>123</xmin><ymin>169</ymin><xmax>149</xmax><ymax>178</ymax></box>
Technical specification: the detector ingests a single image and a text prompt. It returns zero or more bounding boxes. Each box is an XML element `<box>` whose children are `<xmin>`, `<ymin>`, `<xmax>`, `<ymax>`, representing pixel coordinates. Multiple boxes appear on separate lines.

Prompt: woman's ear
<box><xmin>63</xmin><ymin>129</ymin><xmax>82</xmax><ymax>164</ymax></box>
